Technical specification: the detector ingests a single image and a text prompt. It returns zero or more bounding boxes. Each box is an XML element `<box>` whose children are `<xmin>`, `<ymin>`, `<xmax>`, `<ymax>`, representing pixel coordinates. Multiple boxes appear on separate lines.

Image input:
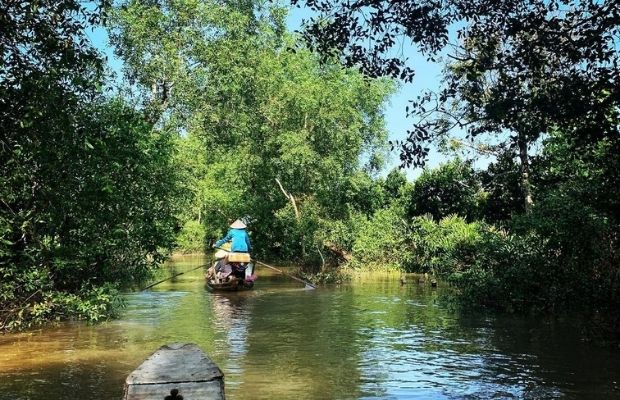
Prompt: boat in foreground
<box><xmin>124</xmin><ymin>343</ymin><xmax>224</xmax><ymax>399</ymax></box>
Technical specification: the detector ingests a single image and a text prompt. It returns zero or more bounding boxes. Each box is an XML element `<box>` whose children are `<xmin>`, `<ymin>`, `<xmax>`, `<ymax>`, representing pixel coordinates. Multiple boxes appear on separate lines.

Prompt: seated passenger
<box><xmin>208</xmin><ymin>249</ymin><xmax>232</xmax><ymax>283</ymax></box>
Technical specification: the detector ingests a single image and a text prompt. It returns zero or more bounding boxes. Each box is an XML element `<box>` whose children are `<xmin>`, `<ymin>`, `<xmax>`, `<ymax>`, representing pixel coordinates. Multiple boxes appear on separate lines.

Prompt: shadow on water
<box><xmin>0</xmin><ymin>255</ymin><xmax>619</xmax><ymax>399</ymax></box>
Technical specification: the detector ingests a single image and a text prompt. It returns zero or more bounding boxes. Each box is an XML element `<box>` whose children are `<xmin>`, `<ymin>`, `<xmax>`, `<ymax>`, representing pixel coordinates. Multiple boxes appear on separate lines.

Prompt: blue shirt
<box><xmin>215</xmin><ymin>228</ymin><xmax>252</xmax><ymax>253</ymax></box>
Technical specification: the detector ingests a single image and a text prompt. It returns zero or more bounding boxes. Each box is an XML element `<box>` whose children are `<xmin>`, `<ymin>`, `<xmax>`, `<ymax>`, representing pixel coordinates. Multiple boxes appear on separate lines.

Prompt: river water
<box><xmin>1</xmin><ymin>254</ymin><xmax>619</xmax><ymax>399</ymax></box>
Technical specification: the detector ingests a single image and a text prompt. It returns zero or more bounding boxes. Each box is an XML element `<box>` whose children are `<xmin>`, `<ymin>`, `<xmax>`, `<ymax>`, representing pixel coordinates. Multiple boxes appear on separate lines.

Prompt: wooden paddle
<box><xmin>253</xmin><ymin>259</ymin><xmax>317</xmax><ymax>290</ymax></box>
<box><xmin>141</xmin><ymin>264</ymin><xmax>207</xmax><ymax>291</ymax></box>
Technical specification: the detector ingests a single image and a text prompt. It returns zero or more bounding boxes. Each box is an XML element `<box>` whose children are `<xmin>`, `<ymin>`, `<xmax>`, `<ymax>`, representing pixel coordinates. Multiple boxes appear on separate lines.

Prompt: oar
<box><xmin>253</xmin><ymin>260</ymin><xmax>316</xmax><ymax>290</ymax></box>
<box><xmin>141</xmin><ymin>264</ymin><xmax>207</xmax><ymax>291</ymax></box>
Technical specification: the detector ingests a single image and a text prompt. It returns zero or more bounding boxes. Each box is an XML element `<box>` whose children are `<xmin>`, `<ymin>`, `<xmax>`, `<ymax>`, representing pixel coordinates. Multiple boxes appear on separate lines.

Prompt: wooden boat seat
<box><xmin>228</xmin><ymin>252</ymin><xmax>251</xmax><ymax>263</ymax></box>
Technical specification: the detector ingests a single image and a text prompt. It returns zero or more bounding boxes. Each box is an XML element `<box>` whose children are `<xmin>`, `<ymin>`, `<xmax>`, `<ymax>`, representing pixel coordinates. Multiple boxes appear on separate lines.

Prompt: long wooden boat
<box><xmin>205</xmin><ymin>260</ymin><xmax>257</xmax><ymax>292</ymax></box>
<box><xmin>205</xmin><ymin>275</ymin><xmax>254</xmax><ymax>292</ymax></box>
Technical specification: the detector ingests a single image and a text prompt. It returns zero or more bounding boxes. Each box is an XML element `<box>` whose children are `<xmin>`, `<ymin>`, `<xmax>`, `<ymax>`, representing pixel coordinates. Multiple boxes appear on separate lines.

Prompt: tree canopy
<box><xmin>292</xmin><ymin>0</ymin><xmax>620</xmax><ymax>167</ymax></box>
<box><xmin>1</xmin><ymin>0</ymin><xmax>180</xmax><ymax>330</ymax></box>
<box><xmin>108</xmin><ymin>0</ymin><xmax>395</xmax><ymax>261</ymax></box>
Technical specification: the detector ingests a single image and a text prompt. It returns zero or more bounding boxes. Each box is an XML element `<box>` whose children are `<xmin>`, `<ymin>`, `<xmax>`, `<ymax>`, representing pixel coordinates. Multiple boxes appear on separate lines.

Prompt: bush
<box><xmin>432</xmin><ymin>194</ymin><xmax>619</xmax><ymax>315</ymax></box>
<box><xmin>402</xmin><ymin>214</ymin><xmax>555</xmax><ymax>312</ymax></box>
<box><xmin>1</xmin><ymin>99</ymin><xmax>180</xmax><ymax>331</ymax></box>
<box><xmin>351</xmin><ymin>206</ymin><xmax>412</xmax><ymax>269</ymax></box>
<box><xmin>408</xmin><ymin>214</ymin><xmax>487</xmax><ymax>274</ymax></box>
<box><xmin>176</xmin><ymin>220</ymin><xmax>207</xmax><ymax>253</ymax></box>
<box><xmin>405</xmin><ymin>159</ymin><xmax>484</xmax><ymax>221</ymax></box>
<box><xmin>1</xmin><ymin>283</ymin><xmax>123</xmax><ymax>331</ymax></box>
<box><xmin>508</xmin><ymin>193</ymin><xmax>618</xmax><ymax>312</ymax></box>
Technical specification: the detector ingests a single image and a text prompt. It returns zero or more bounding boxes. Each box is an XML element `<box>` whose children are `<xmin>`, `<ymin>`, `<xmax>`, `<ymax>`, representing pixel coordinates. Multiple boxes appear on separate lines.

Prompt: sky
<box><xmin>87</xmin><ymin>4</ymin><xmax>486</xmax><ymax>180</ymax></box>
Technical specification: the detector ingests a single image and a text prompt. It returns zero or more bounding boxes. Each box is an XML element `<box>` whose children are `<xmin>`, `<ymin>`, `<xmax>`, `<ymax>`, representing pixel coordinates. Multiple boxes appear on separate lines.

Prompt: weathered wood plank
<box><xmin>124</xmin><ymin>343</ymin><xmax>225</xmax><ymax>400</ymax></box>
<box><xmin>125</xmin><ymin>381</ymin><xmax>224</xmax><ymax>400</ymax></box>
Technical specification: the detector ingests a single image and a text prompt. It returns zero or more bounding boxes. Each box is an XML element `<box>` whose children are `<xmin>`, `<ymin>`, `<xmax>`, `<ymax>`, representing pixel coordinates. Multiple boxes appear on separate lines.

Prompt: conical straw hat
<box><xmin>230</xmin><ymin>219</ymin><xmax>246</xmax><ymax>229</ymax></box>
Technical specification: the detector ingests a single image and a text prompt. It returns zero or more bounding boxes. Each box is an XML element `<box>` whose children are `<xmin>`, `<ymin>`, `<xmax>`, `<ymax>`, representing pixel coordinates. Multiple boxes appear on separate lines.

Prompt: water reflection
<box><xmin>0</xmin><ymin>256</ymin><xmax>619</xmax><ymax>399</ymax></box>
<box><xmin>210</xmin><ymin>293</ymin><xmax>252</xmax><ymax>385</ymax></box>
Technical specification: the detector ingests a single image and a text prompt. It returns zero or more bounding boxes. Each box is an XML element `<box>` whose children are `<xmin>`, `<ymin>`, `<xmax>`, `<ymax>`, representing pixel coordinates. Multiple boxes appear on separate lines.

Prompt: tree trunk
<box><xmin>517</xmin><ymin>133</ymin><xmax>534</xmax><ymax>213</ymax></box>
<box><xmin>275</xmin><ymin>178</ymin><xmax>305</xmax><ymax>257</ymax></box>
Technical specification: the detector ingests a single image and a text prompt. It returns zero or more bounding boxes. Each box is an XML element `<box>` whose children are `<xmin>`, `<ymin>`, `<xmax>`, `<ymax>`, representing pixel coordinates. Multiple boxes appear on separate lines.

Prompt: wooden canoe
<box><xmin>205</xmin><ymin>275</ymin><xmax>254</xmax><ymax>292</ymax></box>
<box><xmin>124</xmin><ymin>343</ymin><xmax>224</xmax><ymax>400</ymax></box>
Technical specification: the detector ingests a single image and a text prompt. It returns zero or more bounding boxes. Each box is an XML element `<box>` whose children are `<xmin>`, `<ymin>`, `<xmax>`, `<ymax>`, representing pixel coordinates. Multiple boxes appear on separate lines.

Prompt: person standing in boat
<box><xmin>214</xmin><ymin>219</ymin><xmax>253</xmax><ymax>282</ymax></box>
<box><xmin>214</xmin><ymin>218</ymin><xmax>252</xmax><ymax>254</ymax></box>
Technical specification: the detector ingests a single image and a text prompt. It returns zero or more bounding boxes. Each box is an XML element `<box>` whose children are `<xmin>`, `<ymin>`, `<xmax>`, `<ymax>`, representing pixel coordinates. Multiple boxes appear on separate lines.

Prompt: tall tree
<box><xmin>1</xmin><ymin>0</ymin><xmax>181</xmax><ymax>330</ymax></box>
<box><xmin>108</xmin><ymin>0</ymin><xmax>395</xmax><ymax>261</ymax></box>
<box><xmin>1</xmin><ymin>0</ymin><xmax>106</xmax><ymax>329</ymax></box>
<box><xmin>292</xmin><ymin>0</ymin><xmax>620</xmax><ymax>210</ymax></box>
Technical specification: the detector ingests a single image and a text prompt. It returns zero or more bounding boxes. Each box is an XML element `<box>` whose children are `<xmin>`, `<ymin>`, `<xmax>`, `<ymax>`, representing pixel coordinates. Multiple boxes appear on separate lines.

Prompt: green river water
<box><xmin>1</xmin><ymin>254</ymin><xmax>619</xmax><ymax>399</ymax></box>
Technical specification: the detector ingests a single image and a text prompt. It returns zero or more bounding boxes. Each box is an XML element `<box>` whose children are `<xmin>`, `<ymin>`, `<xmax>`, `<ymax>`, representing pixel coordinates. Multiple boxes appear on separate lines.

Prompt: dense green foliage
<box><xmin>405</xmin><ymin>159</ymin><xmax>483</xmax><ymax>221</ymax></box>
<box><xmin>108</xmin><ymin>0</ymin><xmax>395</xmax><ymax>265</ymax></box>
<box><xmin>1</xmin><ymin>1</ymin><xmax>180</xmax><ymax>330</ymax></box>
<box><xmin>291</xmin><ymin>0</ymin><xmax>620</xmax><ymax>339</ymax></box>
<box><xmin>343</xmin><ymin>132</ymin><xmax>620</xmax><ymax>336</ymax></box>
<box><xmin>1</xmin><ymin>0</ymin><xmax>618</xmax><ymax>342</ymax></box>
